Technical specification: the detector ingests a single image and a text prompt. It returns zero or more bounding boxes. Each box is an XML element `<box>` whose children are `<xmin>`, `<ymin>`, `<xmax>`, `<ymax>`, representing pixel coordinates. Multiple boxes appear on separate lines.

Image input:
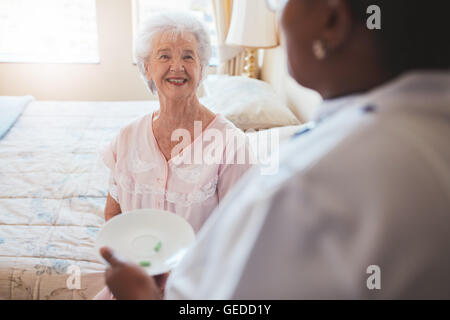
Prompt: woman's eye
<box><xmin>159</xmin><ymin>55</ymin><xmax>169</xmax><ymax>59</ymax></box>
<box><xmin>183</xmin><ymin>55</ymin><xmax>193</xmax><ymax>60</ymax></box>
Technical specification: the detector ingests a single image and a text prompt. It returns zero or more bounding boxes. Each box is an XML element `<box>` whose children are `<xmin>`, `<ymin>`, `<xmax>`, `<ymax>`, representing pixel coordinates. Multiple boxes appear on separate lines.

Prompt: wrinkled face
<box><xmin>145</xmin><ymin>31</ymin><xmax>202</xmax><ymax>99</ymax></box>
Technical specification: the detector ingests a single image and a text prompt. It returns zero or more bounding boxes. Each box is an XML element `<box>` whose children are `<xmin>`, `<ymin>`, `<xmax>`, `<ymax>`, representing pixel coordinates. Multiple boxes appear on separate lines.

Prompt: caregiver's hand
<box><xmin>100</xmin><ymin>246</ymin><xmax>166</xmax><ymax>300</ymax></box>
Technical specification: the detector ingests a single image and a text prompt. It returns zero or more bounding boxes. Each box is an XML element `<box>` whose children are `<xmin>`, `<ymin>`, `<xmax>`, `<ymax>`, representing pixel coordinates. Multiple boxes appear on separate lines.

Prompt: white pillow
<box><xmin>200</xmin><ymin>75</ymin><xmax>300</xmax><ymax>130</ymax></box>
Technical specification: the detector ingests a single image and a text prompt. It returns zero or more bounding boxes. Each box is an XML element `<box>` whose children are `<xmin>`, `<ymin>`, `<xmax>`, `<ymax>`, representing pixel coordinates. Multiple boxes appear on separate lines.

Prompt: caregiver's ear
<box><xmin>319</xmin><ymin>0</ymin><xmax>354</xmax><ymax>51</ymax></box>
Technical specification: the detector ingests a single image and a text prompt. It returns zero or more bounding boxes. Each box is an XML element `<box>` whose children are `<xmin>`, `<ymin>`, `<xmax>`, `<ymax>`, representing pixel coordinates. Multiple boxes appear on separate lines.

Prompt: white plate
<box><xmin>95</xmin><ymin>209</ymin><xmax>195</xmax><ymax>275</ymax></box>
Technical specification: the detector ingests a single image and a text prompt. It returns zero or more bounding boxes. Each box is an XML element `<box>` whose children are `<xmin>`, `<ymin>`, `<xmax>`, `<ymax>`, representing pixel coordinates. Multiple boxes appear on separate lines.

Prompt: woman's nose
<box><xmin>169</xmin><ymin>59</ymin><xmax>185</xmax><ymax>72</ymax></box>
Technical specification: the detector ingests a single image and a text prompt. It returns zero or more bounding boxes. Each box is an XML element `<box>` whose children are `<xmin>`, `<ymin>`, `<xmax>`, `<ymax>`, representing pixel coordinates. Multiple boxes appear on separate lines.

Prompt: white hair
<box><xmin>134</xmin><ymin>10</ymin><xmax>212</xmax><ymax>95</ymax></box>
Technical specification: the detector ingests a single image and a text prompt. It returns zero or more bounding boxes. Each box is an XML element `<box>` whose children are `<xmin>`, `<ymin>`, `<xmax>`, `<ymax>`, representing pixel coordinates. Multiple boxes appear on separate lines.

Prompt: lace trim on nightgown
<box><xmin>106</xmin><ymin>173</ymin><xmax>120</xmax><ymax>203</ymax></box>
<box><xmin>166</xmin><ymin>175</ymin><xmax>219</xmax><ymax>206</ymax></box>
<box><xmin>129</xmin><ymin>148</ymin><xmax>157</xmax><ymax>173</ymax></box>
<box><xmin>109</xmin><ymin>183</ymin><xmax>119</xmax><ymax>203</ymax></box>
<box><xmin>116</xmin><ymin>173</ymin><xmax>219</xmax><ymax>207</ymax></box>
<box><xmin>170</xmin><ymin>163</ymin><xmax>205</xmax><ymax>184</ymax></box>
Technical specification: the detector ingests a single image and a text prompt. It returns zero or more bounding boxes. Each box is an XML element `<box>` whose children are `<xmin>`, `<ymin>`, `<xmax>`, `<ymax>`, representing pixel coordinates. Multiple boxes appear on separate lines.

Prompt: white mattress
<box><xmin>0</xmin><ymin>100</ymin><xmax>301</xmax><ymax>299</ymax></box>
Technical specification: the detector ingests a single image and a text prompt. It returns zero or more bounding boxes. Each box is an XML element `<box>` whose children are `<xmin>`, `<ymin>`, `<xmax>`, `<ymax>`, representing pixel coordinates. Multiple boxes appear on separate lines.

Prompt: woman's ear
<box><xmin>197</xmin><ymin>65</ymin><xmax>204</xmax><ymax>90</ymax></box>
<box><xmin>199</xmin><ymin>64</ymin><xmax>204</xmax><ymax>80</ymax></box>
<box><xmin>145</xmin><ymin>62</ymin><xmax>152</xmax><ymax>81</ymax></box>
<box><xmin>321</xmin><ymin>0</ymin><xmax>353</xmax><ymax>51</ymax></box>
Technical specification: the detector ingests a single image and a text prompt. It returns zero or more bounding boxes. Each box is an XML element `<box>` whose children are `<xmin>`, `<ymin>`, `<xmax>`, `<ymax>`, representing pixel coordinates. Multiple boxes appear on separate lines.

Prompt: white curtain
<box><xmin>211</xmin><ymin>0</ymin><xmax>246</xmax><ymax>75</ymax></box>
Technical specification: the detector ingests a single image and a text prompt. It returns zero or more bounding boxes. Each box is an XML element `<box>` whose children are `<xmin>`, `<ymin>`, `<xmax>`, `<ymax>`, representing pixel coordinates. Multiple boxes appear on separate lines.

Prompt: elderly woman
<box><xmin>93</xmin><ymin>11</ymin><xmax>253</xmax><ymax>299</ymax></box>
<box><xmin>100</xmin><ymin>0</ymin><xmax>450</xmax><ymax>300</ymax></box>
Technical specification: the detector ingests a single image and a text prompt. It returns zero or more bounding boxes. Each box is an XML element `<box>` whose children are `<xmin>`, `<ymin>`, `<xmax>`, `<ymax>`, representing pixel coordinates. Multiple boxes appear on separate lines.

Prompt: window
<box><xmin>133</xmin><ymin>0</ymin><xmax>218</xmax><ymax>66</ymax></box>
<box><xmin>0</xmin><ymin>0</ymin><xmax>99</xmax><ymax>63</ymax></box>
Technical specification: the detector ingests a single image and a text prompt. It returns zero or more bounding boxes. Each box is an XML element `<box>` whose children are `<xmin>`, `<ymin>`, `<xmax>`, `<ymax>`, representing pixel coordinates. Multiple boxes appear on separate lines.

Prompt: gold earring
<box><xmin>312</xmin><ymin>40</ymin><xmax>327</xmax><ymax>60</ymax></box>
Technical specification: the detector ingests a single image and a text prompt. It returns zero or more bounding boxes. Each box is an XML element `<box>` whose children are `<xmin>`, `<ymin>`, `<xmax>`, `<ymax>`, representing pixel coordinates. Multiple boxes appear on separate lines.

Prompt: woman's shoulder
<box><xmin>115</xmin><ymin>113</ymin><xmax>152</xmax><ymax>141</ymax></box>
<box><xmin>209</xmin><ymin>114</ymin><xmax>251</xmax><ymax>156</ymax></box>
<box><xmin>211</xmin><ymin>113</ymin><xmax>245</xmax><ymax>136</ymax></box>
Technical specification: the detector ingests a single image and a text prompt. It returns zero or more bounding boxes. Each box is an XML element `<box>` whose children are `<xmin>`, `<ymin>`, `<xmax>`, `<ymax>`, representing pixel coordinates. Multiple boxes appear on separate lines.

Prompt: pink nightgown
<box><xmin>94</xmin><ymin>111</ymin><xmax>254</xmax><ymax>299</ymax></box>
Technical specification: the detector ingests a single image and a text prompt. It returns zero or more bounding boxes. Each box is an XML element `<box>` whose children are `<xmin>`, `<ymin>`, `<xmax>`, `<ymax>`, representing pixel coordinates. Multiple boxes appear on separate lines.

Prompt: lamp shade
<box><xmin>226</xmin><ymin>0</ymin><xmax>279</xmax><ymax>48</ymax></box>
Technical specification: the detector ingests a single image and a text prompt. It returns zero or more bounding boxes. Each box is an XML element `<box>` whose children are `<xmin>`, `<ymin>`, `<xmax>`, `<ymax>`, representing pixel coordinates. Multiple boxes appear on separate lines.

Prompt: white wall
<box><xmin>0</xmin><ymin>0</ymin><xmax>318</xmax><ymax>114</ymax></box>
<box><xmin>0</xmin><ymin>0</ymin><xmax>153</xmax><ymax>101</ymax></box>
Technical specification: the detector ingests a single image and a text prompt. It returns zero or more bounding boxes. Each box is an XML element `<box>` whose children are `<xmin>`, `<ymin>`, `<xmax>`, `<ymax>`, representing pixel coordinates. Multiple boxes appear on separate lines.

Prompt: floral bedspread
<box><xmin>0</xmin><ymin>99</ymin><xmax>300</xmax><ymax>299</ymax></box>
<box><xmin>0</xmin><ymin>101</ymin><xmax>157</xmax><ymax>299</ymax></box>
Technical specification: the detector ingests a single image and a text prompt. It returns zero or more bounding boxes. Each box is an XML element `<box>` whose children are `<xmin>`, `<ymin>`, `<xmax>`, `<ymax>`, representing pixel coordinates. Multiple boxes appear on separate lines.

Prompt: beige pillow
<box><xmin>200</xmin><ymin>75</ymin><xmax>300</xmax><ymax>130</ymax></box>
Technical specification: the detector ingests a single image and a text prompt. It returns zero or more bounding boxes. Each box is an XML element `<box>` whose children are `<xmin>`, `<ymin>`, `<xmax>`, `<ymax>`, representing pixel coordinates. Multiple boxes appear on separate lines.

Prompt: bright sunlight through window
<box><xmin>0</xmin><ymin>0</ymin><xmax>99</xmax><ymax>63</ymax></box>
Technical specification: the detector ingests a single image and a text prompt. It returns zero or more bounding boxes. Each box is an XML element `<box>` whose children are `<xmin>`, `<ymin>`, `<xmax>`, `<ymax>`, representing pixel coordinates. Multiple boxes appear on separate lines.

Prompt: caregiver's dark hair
<box><xmin>347</xmin><ymin>0</ymin><xmax>450</xmax><ymax>73</ymax></box>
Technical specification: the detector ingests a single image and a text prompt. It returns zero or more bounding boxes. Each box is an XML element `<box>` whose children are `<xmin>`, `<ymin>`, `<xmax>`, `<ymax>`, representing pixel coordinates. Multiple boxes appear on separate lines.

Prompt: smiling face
<box><xmin>145</xmin><ymin>31</ymin><xmax>202</xmax><ymax>100</ymax></box>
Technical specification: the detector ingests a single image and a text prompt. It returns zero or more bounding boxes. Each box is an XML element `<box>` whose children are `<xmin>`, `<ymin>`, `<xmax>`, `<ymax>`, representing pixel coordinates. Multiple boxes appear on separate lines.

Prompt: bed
<box><xmin>0</xmin><ymin>100</ymin><xmax>159</xmax><ymax>299</ymax></box>
<box><xmin>0</xmin><ymin>76</ymin><xmax>304</xmax><ymax>300</ymax></box>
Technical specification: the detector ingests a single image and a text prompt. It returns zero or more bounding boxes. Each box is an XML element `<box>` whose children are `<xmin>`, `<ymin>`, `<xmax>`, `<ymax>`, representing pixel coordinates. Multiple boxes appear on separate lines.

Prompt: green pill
<box><xmin>139</xmin><ymin>260</ymin><xmax>151</xmax><ymax>267</ymax></box>
<box><xmin>154</xmin><ymin>241</ymin><xmax>162</xmax><ymax>252</ymax></box>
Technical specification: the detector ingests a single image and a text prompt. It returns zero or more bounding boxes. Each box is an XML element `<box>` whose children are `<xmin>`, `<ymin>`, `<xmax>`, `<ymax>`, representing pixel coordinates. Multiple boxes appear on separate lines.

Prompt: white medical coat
<box><xmin>165</xmin><ymin>71</ymin><xmax>450</xmax><ymax>299</ymax></box>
